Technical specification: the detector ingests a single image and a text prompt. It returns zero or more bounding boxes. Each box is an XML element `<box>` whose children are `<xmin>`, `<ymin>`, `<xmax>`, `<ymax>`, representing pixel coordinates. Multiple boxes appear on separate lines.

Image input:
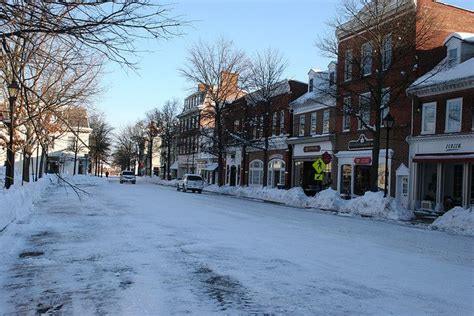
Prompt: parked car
<box><xmin>120</xmin><ymin>170</ymin><xmax>136</xmax><ymax>184</ymax></box>
<box><xmin>177</xmin><ymin>174</ymin><xmax>204</xmax><ymax>193</ymax></box>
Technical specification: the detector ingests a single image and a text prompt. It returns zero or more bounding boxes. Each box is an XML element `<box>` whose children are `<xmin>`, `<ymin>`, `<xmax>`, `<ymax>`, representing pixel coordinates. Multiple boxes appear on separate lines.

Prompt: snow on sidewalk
<box><xmin>0</xmin><ymin>176</ymin><xmax>53</xmax><ymax>232</ymax></box>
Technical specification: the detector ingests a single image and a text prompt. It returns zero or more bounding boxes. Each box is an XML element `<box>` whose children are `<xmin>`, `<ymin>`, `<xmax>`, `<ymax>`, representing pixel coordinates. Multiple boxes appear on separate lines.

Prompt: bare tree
<box><xmin>244</xmin><ymin>48</ymin><xmax>288</xmax><ymax>187</ymax></box>
<box><xmin>0</xmin><ymin>1</ymin><xmax>183</xmax><ymax>67</ymax></box>
<box><xmin>156</xmin><ymin>99</ymin><xmax>179</xmax><ymax>180</ymax></box>
<box><xmin>89</xmin><ymin>113</ymin><xmax>113</xmax><ymax>177</ymax></box>
<box><xmin>180</xmin><ymin>38</ymin><xmax>248</xmax><ymax>186</ymax></box>
<box><xmin>317</xmin><ymin>0</ymin><xmax>438</xmax><ymax>192</ymax></box>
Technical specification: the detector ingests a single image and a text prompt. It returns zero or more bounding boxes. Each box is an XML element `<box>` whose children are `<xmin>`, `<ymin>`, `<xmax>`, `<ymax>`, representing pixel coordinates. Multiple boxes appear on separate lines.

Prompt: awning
<box><xmin>413</xmin><ymin>153</ymin><xmax>474</xmax><ymax>163</ymax></box>
<box><xmin>203</xmin><ymin>163</ymin><xmax>218</xmax><ymax>171</ymax></box>
<box><xmin>170</xmin><ymin>161</ymin><xmax>179</xmax><ymax>170</ymax></box>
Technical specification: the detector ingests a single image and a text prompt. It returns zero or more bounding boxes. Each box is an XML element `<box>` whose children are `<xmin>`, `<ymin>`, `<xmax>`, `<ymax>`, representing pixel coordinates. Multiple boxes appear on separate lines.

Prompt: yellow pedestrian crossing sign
<box><xmin>314</xmin><ymin>173</ymin><xmax>323</xmax><ymax>181</ymax></box>
<box><xmin>312</xmin><ymin>158</ymin><xmax>326</xmax><ymax>174</ymax></box>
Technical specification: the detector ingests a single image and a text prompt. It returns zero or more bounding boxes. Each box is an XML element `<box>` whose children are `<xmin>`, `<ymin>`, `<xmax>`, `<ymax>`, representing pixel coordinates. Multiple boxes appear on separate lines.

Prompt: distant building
<box><xmin>407</xmin><ymin>32</ymin><xmax>474</xmax><ymax>213</ymax></box>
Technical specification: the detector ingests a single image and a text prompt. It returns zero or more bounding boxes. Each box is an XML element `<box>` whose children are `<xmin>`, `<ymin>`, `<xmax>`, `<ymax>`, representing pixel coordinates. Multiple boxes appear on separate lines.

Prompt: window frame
<box><xmin>361</xmin><ymin>42</ymin><xmax>373</xmax><ymax>76</ymax></box>
<box><xmin>310</xmin><ymin>112</ymin><xmax>317</xmax><ymax>135</ymax></box>
<box><xmin>299</xmin><ymin>114</ymin><xmax>306</xmax><ymax>137</ymax></box>
<box><xmin>382</xmin><ymin>34</ymin><xmax>392</xmax><ymax>71</ymax></box>
<box><xmin>421</xmin><ymin>102</ymin><xmax>437</xmax><ymax>134</ymax></box>
<box><xmin>358</xmin><ymin>92</ymin><xmax>371</xmax><ymax>130</ymax></box>
<box><xmin>445</xmin><ymin>98</ymin><xmax>462</xmax><ymax>133</ymax></box>
<box><xmin>322</xmin><ymin>109</ymin><xmax>330</xmax><ymax>134</ymax></box>
<box><xmin>343</xmin><ymin>97</ymin><xmax>351</xmax><ymax>132</ymax></box>
<box><xmin>344</xmin><ymin>50</ymin><xmax>353</xmax><ymax>82</ymax></box>
<box><xmin>279</xmin><ymin>110</ymin><xmax>285</xmax><ymax>135</ymax></box>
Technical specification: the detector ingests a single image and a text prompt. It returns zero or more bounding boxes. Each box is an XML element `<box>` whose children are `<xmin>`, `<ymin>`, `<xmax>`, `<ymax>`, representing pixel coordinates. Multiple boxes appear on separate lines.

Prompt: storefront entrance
<box><xmin>293</xmin><ymin>160</ymin><xmax>331</xmax><ymax>196</ymax></box>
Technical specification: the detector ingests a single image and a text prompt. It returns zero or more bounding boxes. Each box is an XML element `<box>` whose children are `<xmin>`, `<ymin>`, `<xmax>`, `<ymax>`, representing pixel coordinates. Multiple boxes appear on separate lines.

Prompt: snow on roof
<box><xmin>443</xmin><ymin>32</ymin><xmax>474</xmax><ymax>45</ymax></box>
<box><xmin>410</xmin><ymin>57</ymin><xmax>474</xmax><ymax>91</ymax></box>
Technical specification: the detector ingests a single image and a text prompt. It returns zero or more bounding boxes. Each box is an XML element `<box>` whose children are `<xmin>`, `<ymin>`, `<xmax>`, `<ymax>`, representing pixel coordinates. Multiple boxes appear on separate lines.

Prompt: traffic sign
<box><xmin>322</xmin><ymin>151</ymin><xmax>332</xmax><ymax>164</ymax></box>
<box><xmin>312</xmin><ymin>158</ymin><xmax>326</xmax><ymax>174</ymax></box>
<box><xmin>314</xmin><ymin>173</ymin><xmax>323</xmax><ymax>181</ymax></box>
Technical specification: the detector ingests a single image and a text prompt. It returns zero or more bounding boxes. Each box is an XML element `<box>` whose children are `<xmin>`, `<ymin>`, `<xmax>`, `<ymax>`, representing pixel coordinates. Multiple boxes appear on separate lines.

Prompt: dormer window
<box><xmin>329</xmin><ymin>71</ymin><xmax>335</xmax><ymax>86</ymax></box>
<box><xmin>448</xmin><ymin>48</ymin><xmax>458</xmax><ymax>66</ymax></box>
<box><xmin>309</xmin><ymin>78</ymin><xmax>314</xmax><ymax>92</ymax></box>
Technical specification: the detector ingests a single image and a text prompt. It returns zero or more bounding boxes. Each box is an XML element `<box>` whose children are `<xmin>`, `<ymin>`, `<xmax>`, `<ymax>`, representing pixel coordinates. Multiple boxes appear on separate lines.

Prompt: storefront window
<box><xmin>340</xmin><ymin>164</ymin><xmax>352</xmax><ymax>196</ymax></box>
<box><xmin>354</xmin><ymin>165</ymin><xmax>371</xmax><ymax>196</ymax></box>
<box><xmin>442</xmin><ymin>163</ymin><xmax>464</xmax><ymax>211</ymax></box>
<box><xmin>294</xmin><ymin>161</ymin><xmax>304</xmax><ymax>187</ymax></box>
<box><xmin>268</xmin><ymin>159</ymin><xmax>285</xmax><ymax>188</ymax></box>
<box><xmin>249</xmin><ymin>160</ymin><xmax>264</xmax><ymax>186</ymax></box>
<box><xmin>417</xmin><ymin>163</ymin><xmax>437</xmax><ymax>210</ymax></box>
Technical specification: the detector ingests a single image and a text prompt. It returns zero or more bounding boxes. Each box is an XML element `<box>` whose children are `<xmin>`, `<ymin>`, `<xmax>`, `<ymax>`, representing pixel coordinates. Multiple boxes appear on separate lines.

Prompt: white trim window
<box><xmin>310</xmin><ymin>112</ymin><xmax>317</xmax><ymax>135</ymax></box>
<box><xmin>323</xmin><ymin>109</ymin><xmax>330</xmax><ymax>134</ymax></box>
<box><xmin>382</xmin><ymin>35</ymin><xmax>392</xmax><ymax>71</ymax></box>
<box><xmin>272</xmin><ymin>112</ymin><xmax>277</xmax><ymax>136</ymax></box>
<box><xmin>249</xmin><ymin>160</ymin><xmax>264</xmax><ymax>186</ymax></box>
<box><xmin>280</xmin><ymin>110</ymin><xmax>285</xmax><ymax>135</ymax></box>
<box><xmin>380</xmin><ymin>88</ymin><xmax>390</xmax><ymax>127</ymax></box>
<box><xmin>421</xmin><ymin>102</ymin><xmax>436</xmax><ymax>134</ymax></box>
<box><xmin>344</xmin><ymin>50</ymin><xmax>352</xmax><ymax>81</ymax></box>
<box><xmin>361</xmin><ymin>42</ymin><xmax>373</xmax><ymax>76</ymax></box>
<box><xmin>343</xmin><ymin>97</ymin><xmax>351</xmax><ymax>131</ymax></box>
<box><xmin>445</xmin><ymin>98</ymin><xmax>462</xmax><ymax>133</ymax></box>
<box><xmin>358</xmin><ymin>93</ymin><xmax>371</xmax><ymax>129</ymax></box>
<box><xmin>299</xmin><ymin>114</ymin><xmax>305</xmax><ymax>136</ymax></box>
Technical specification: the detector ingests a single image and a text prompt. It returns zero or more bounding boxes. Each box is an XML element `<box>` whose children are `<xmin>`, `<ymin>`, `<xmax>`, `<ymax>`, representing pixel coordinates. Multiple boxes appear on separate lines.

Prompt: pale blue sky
<box><xmin>97</xmin><ymin>0</ymin><xmax>474</xmax><ymax>128</ymax></box>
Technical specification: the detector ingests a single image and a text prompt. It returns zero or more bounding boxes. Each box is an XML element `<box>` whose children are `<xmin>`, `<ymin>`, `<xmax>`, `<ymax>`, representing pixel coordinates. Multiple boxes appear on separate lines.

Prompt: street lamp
<box><xmin>383</xmin><ymin>113</ymin><xmax>395</xmax><ymax>197</ymax></box>
<box><xmin>5</xmin><ymin>80</ymin><xmax>20</xmax><ymax>189</ymax></box>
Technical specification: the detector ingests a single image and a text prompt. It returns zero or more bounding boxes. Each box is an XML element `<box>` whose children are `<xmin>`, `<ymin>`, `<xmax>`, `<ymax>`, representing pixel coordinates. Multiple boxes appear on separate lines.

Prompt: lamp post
<box><xmin>5</xmin><ymin>80</ymin><xmax>20</xmax><ymax>189</ymax></box>
<box><xmin>382</xmin><ymin>113</ymin><xmax>395</xmax><ymax>197</ymax></box>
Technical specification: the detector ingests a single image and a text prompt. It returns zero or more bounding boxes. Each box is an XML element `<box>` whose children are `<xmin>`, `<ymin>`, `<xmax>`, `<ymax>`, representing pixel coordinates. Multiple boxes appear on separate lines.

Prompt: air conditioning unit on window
<box><xmin>421</xmin><ymin>200</ymin><xmax>434</xmax><ymax>210</ymax></box>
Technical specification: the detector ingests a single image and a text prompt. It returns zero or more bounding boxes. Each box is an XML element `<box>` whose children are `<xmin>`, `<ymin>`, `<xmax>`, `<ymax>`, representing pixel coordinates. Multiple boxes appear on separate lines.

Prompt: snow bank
<box><xmin>431</xmin><ymin>207</ymin><xmax>474</xmax><ymax>236</ymax></box>
<box><xmin>307</xmin><ymin>188</ymin><xmax>344</xmax><ymax>211</ymax></box>
<box><xmin>339</xmin><ymin>191</ymin><xmax>414</xmax><ymax>221</ymax></box>
<box><xmin>142</xmin><ymin>176</ymin><xmax>178</xmax><ymax>187</ymax></box>
<box><xmin>59</xmin><ymin>175</ymin><xmax>108</xmax><ymax>186</ymax></box>
<box><xmin>205</xmin><ymin>185</ymin><xmax>309</xmax><ymax>208</ymax></box>
<box><xmin>0</xmin><ymin>176</ymin><xmax>53</xmax><ymax>231</ymax></box>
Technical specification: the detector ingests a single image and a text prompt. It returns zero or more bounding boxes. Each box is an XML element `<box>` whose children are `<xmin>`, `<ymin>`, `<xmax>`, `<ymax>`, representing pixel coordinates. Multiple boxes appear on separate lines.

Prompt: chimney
<box><xmin>220</xmin><ymin>71</ymin><xmax>239</xmax><ymax>92</ymax></box>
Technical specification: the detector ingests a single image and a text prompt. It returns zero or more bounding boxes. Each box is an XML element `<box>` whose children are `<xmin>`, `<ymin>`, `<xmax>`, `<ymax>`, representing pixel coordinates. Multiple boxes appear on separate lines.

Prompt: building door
<box><xmin>230</xmin><ymin>166</ymin><xmax>237</xmax><ymax>186</ymax></box>
<box><xmin>354</xmin><ymin>165</ymin><xmax>371</xmax><ymax>196</ymax></box>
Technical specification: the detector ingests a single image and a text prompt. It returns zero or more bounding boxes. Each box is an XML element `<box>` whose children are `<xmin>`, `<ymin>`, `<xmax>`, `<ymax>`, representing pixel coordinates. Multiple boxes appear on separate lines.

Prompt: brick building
<box><xmin>407</xmin><ymin>32</ymin><xmax>474</xmax><ymax>213</ymax></box>
<box><xmin>224</xmin><ymin>80</ymin><xmax>307</xmax><ymax>188</ymax></box>
<box><xmin>333</xmin><ymin>0</ymin><xmax>474</xmax><ymax>204</ymax></box>
<box><xmin>287</xmin><ymin>64</ymin><xmax>337</xmax><ymax>195</ymax></box>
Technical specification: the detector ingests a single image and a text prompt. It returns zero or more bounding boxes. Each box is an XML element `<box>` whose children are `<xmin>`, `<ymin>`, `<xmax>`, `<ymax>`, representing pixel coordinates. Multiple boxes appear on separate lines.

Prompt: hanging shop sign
<box><xmin>348</xmin><ymin>134</ymin><xmax>373</xmax><ymax>150</ymax></box>
<box><xmin>354</xmin><ymin>157</ymin><xmax>372</xmax><ymax>165</ymax></box>
<box><xmin>303</xmin><ymin>145</ymin><xmax>321</xmax><ymax>153</ymax></box>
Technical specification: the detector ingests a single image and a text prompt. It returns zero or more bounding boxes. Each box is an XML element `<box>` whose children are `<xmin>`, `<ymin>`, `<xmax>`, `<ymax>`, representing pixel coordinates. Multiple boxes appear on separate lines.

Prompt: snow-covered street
<box><xmin>1</xmin><ymin>179</ymin><xmax>473</xmax><ymax>315</ymax></box>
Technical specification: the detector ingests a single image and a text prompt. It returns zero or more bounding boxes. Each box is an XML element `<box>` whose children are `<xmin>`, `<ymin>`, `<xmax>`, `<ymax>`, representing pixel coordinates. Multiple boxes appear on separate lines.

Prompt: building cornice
<box><xmin>287</xmin><ymin>134</ymin><xmax>334</xmax><ymax>145</ymax></box>
<box><xmin>407</xmin><ymin>77</ymin><xmax>474</xmax><ymax>97</ymax></box>
<box><xmin>407</xmin><ymin>132</ymin><xmax>474</xmax><ymax>143</ymax></box>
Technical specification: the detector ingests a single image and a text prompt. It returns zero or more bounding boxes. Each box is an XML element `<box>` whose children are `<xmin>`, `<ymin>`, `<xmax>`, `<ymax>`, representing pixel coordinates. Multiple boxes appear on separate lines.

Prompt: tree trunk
<box><xmin>166</xmin><ymin>142</ymin><xmax>171</xmax><ymax>180</ymax></box>
<box><xmin>73</xmin><ymin>146</ymin><xmax>78</xmax><ymax>176</ymax></box>
<box><xmin>38</xmin><ymin>148</ymin><xmax>45</xmax><ymax>178</ymax></box>
<box><xmin>22</xmin><ymin>151</ymin><xmax>30</xmax><ymax>183</ymax></box>
<box><xmin>370</xmin><ymin>129</ymin><xmax>381</xmax><ymax>192</ymax></box>
<box><xmin>241</xmin><ymin>145</ymin><xmax>247</xmax><ymax>186</ymax></box>
<box><xmin>35</xmin><ymin>146</ymin><xmax>39</xmax><ymax>181</ymax></box>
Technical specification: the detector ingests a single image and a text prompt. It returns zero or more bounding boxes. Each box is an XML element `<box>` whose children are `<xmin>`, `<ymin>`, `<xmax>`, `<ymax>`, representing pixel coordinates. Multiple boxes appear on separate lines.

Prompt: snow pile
<box><xmin>307</xmin><ymin>188</ymin><xmax>344</xmax><ymax>211</ymax></box>
<box><xmin>142</xmin><ymin>176</ymin><xmax>178</xmax><ymax>187</ymax></box>
<box><xmin>339</xmin><ymin>191</ymin><xmax>414</xmax><ymax>221</ymax></box>
<box><xmin>205</xmin><ymin>185</ymin><xmax>309</xmax><ymax>208</ymax></box>
<box><xmin>0</xmin><ymin>176</ymin><xmax>53</xmax><ymax>231</ymax></box>
<box><xmin>431</xmin><ymin>207</ymin><xmax>474</xmax><ymax>236</ymax></box>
